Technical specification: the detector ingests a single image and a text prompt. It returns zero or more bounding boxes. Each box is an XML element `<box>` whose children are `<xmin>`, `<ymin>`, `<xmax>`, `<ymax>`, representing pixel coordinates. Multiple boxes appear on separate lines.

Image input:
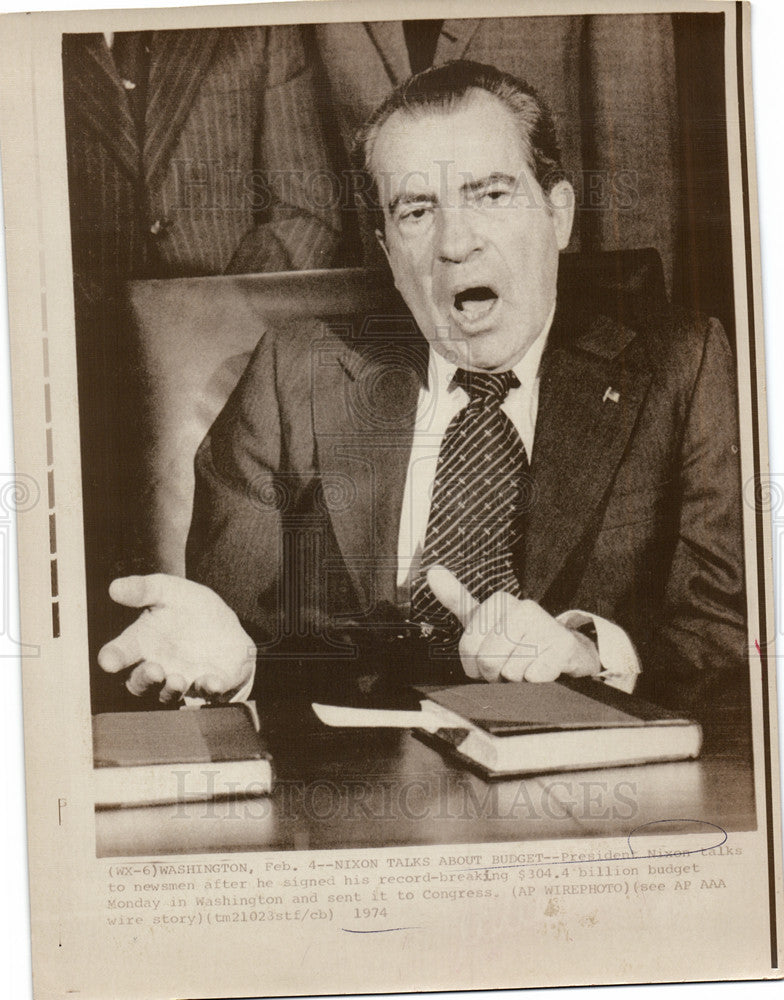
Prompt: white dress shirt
<box><xmin>396</xmin><ymin>310</ymin><xmax>640</xmax><ymax>693</ymax></box>
<box><xmin>102</xmin><ymin>31</ymin><xmax>140</xmax><ymax>93</ymax></box>
<box><xmin>224</xmin><ymin>310</ymin><xmax>639</xmax><ymax>704</ymax></box>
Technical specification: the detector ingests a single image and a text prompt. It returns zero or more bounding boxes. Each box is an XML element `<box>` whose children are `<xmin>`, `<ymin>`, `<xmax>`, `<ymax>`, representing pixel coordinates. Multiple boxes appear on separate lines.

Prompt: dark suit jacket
<box><xmin>186</xmin><ymin>294</ymin><xmax>746</xmax><ymax>714</ymax></box>
<box><xmin>63</xmin><ymin>25</ymin><xmax>340</xmax><ymax>321</ymax></box>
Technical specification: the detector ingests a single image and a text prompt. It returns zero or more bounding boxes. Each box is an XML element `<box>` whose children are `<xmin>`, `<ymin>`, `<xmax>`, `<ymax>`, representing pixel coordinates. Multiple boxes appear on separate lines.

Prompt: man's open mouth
<box><xmin>452</xmin><ymin>286</ymin><xmax>499</xmax><ymax>325</ymax></box>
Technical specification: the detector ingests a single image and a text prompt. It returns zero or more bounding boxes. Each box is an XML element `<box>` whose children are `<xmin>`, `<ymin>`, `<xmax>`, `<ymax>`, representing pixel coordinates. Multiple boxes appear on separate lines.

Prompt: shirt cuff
<box><xmin>232</xmin><ymin>673</ymin><xmax>256</xmax><ymax>703</ymax></box>
<box><xmin>555</xmin><ymin>609</ymin><xmax>641</xmax><ymax>694</ymax></box>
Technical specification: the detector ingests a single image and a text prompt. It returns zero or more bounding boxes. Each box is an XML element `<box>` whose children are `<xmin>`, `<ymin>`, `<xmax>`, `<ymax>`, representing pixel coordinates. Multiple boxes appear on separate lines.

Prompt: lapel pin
<box><xmin>603</xmin><ymin>386</ymin><xmax>621</xmax><ymax>404</ymax></box>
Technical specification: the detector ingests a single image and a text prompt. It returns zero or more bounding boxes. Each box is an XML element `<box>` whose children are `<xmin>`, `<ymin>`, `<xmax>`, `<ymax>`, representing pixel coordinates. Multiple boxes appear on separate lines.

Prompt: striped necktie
<box><xmin>412</xmin><ymin>368</ymin><xmax>529</xmax><ymax>637</ymax></box>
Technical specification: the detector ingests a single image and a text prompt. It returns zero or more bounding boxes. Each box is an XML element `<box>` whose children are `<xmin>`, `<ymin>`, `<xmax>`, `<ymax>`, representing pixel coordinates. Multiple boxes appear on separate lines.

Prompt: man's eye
<box><xmin>479</xmin><ymin>187</ymin><xmax>512</xmax><ymax>207</ymax></box>
<box><xmin>399</xmin><ymin>205</ymin><xmax>432</xmax><ymax>224</ymax></box>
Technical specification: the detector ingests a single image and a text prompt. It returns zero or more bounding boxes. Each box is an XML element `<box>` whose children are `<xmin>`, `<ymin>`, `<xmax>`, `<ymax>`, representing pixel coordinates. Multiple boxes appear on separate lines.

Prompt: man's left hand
<box><xmin>427</xmin><ymin>566</ymin><xmax>601</xmax><ymax>682</ymax></box>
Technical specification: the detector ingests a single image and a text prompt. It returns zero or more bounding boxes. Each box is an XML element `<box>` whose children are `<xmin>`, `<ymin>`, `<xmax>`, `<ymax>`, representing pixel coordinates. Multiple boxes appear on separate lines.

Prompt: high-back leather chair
<box><xmin>125</xmin><ymin>250</ymin><xmax>666</xmax><ymax>576</ymax></box>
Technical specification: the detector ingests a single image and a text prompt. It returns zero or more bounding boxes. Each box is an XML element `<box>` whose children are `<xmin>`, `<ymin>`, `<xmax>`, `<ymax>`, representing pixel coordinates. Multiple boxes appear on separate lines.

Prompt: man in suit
<box><xmin>98</xmin><ymin>61</ymin><xmax>746</xmax><ymax>717</ymax></box>
<box><xmin>64</xmin><ymin>25</ymin><xmax>339</xmax><ymax>300</ymax></box>
<box><xmin>315</xmin><ymin>16</ymin><xmax>679</xmax><ymax>290</ymax></box>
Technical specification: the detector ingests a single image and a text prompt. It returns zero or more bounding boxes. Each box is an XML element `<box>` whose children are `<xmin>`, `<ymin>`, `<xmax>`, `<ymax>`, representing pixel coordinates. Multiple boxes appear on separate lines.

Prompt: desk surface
<box><xmin>95</xmin><ymin>695</ymin><xmax>755</xmax><ymax>858</ymax></box>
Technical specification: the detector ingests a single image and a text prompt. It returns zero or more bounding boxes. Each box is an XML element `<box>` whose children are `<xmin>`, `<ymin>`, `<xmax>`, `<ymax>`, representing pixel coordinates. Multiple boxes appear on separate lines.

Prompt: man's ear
<box><xmin>375</xmin><ymin>228</ymin><xmax>391</xmax><ymax>266</ymax></box>
<box><xmin>547</xmin><ymin>180</ymin><xmax>575</xmax><ymax>251</ymax></box>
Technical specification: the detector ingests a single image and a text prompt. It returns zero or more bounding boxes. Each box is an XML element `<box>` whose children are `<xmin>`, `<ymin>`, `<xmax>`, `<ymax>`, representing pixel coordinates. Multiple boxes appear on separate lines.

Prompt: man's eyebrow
<box><xmin>386</xmin><ymin>173</ymin><xmax>519</xmax><ymax>214</ymax></box>
<box><xmin>388</xmin><ymin>192</ymin><xmax>436</xmax><ymax>215</ymax></box>
<box><xmin>460</xmin><ymin>172</ymin><xmax>518</xmax><ymax>195</ymax></box>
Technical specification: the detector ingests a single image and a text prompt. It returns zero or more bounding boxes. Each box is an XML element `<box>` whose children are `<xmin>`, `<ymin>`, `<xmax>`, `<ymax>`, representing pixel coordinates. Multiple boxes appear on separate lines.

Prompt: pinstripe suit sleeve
<box><xmin>632</xmin><ymin>319</ymin><xmax>747</xmax><ymax>712</ymax></box>
<box><xmin>227</xmin><ymin>25</ymin><xmax>341</xmax><ymax>274</ymax></box>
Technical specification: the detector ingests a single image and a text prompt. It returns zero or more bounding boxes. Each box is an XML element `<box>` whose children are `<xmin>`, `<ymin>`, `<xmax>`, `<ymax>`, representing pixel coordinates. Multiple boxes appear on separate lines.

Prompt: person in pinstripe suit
<box><xmin>63</xmin><ymin>25</ymin><xmax>341</xmax><ymax>675</ymax></box>
<box><xmin>63</xmin><ymin>24</ymin><xmax>340</xmax><ymax>311</ymax></box>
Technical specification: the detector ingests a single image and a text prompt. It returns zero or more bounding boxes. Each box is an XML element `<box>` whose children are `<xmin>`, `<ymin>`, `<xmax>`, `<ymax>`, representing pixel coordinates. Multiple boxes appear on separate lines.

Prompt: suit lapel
<box><xmin>312</xmin><ymin>323</ymin><xmax>427</xmax><ymax>610</ymax></box>
<box><xmin>435</xmin><ymin>19</ymin><xmax>482</xmax><ymax>63</ymax></box>
<box><xmin>63</xmin><ymin>34</ymin><xmax>139</xmax><ymax>181</ymax></box>
<box><xmin>143</xmin><ymin>29</ymin><xmax>221</xmax><ymax>188</ymax></box>
<box><xmin>522</xmin><ymin>309</ymin><xmax>652</xmax><ymax>604</ymax></box>
<box><xmin>310</xmin><ymin>302</ymin><xmax>651</xmax><ymax>612</ymax></box>
<box><xmin>364</xmin><ymin>21</ymin><xmax>412</xmax><ymax>85</ymax></box>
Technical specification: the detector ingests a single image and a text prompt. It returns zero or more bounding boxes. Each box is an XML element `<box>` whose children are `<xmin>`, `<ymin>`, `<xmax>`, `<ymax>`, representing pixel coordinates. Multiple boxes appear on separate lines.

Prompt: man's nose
<box><xmin>435</xmin><ymin>207</ymin><xmax>483</xmax><ymax>264</ymax></box>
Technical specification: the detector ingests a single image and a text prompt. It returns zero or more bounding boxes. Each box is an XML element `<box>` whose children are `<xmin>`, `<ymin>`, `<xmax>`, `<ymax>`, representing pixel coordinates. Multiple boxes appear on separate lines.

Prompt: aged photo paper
<box><xmin>0</xmin><ymin>1</ymin><xmax>782</xmax><ymax>998</ymax></box>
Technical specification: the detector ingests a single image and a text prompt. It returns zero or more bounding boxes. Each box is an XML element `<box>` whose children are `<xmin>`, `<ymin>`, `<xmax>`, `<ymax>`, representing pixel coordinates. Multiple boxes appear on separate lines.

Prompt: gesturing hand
<box><xmin>97</xmin><ymin>574</ymin><xmax>255</xmax><ymax>704</ymax></box>
<box><xmin>426</xmin><ymin>566</ymin><xmax>601</xmax><ymax>683</ymax></box>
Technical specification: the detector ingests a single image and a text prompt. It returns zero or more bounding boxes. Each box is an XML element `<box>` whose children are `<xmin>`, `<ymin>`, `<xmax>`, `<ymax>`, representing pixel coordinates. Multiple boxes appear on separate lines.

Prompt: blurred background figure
<box><xmin>64</xmin><ymin>25</ymin><xmax>339</xmax><ymax>298</ymax></box>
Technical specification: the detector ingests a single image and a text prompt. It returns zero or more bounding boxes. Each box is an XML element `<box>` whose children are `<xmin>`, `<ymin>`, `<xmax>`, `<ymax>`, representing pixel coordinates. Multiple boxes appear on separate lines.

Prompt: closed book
<box><xmin>93</xmin><ymin>703</ymin><xmax>273</xmax><ymax>808</ymax></box>
<box><xmin>415</xmin><ymin>679</ymin><xmax>702</xmax><ymax>778</ymax></box>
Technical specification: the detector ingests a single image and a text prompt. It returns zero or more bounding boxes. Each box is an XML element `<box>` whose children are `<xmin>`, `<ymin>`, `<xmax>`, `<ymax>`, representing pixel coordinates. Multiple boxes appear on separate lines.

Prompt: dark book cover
<box><xmin>417</xmin><ymin>678</ymin><xmax>694</xmax><ymax>737</ymax></box>
<box><xmin>93</xmin><ymin>704</ymin><xmax>268</xmax><ymax>767</ymax></box>
<box><xmin>413</xmin><ymin>680</ymin><xmax>701</xmax><ymax>779</ymax></box>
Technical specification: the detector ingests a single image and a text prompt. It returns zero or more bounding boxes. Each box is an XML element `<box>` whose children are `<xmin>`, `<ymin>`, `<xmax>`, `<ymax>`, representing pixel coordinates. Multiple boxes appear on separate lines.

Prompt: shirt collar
<box><xmin>427</xmin><ymin>302</ymin><xmax>556</xmax><ymax>396</ymax></box>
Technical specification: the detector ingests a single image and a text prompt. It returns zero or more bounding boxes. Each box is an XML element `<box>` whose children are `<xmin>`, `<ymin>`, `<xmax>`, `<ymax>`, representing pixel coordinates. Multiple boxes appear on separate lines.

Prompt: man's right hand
<box><xmin>97</xmin><ymin>575</ymin><xmax>255</xmax><ymax>704</ymax></box>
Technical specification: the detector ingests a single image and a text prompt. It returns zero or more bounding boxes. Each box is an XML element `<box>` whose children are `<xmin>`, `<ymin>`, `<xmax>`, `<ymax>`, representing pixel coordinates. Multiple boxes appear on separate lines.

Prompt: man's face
<box><xmin>373</xmin><ymin>89</ymin><xmax>574</xmax><ymax>371</ymax></box>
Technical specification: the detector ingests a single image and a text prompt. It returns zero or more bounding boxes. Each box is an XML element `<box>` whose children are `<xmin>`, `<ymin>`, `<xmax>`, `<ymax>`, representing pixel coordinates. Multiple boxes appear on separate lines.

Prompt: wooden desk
<box><xmin>95</xmin><ymin>696</ymin><xmax>755</xmax><ymax>858</ymax></box>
